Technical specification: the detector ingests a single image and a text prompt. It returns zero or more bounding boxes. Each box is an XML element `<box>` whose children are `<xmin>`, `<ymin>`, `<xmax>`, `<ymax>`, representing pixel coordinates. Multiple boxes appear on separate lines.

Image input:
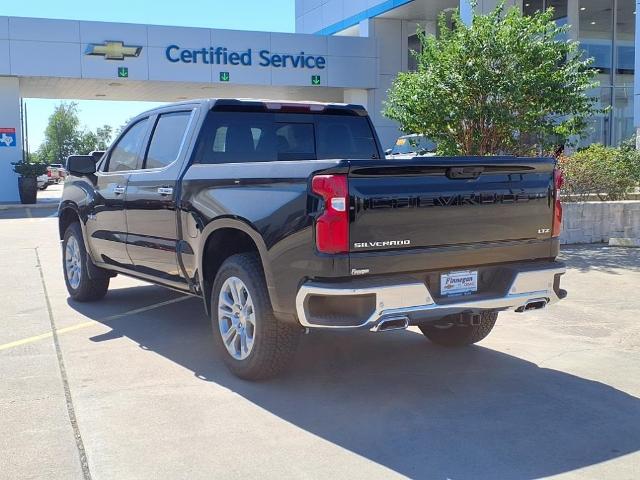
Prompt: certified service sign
<box><xmin>166</xmin><ymin>45</ymin><xmax>326</xmax><ymax>69</ymax></box>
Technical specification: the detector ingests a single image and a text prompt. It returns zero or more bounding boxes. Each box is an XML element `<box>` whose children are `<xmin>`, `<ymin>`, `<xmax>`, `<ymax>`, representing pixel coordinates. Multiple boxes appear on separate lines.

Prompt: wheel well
<box><xmin>202</xmin><ymin>228</ymin><xmax>261</xmax><ymax>313</ymax></box>
<box><xmin>59</xmin><ymin>207</ymin><xmax>80</xmax><ymax>240</ymax></box>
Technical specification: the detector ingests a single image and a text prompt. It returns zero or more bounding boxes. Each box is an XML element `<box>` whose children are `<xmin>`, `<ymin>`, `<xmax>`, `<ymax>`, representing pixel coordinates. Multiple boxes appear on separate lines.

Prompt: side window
<box><xmin>106</xmin><ymin>119</ymin><xmax>148</xmax><ymax>172</ymax></box>
<box><xmin>199</xmin><ymin>112</ymin><xmax>316</xmax><ymax>163</ymax></box>
<box><xmin>144</xmin><ymin>111</ymin><xmax>192</xmax><ymax>169</ymax></box>
<box><xmin>316</xmin><ymin>116</ymin><xmax>379</xmax><ymax>160</ymax></box>
<box><xmin>207</xmin><ymin>113</ymin><xmax>273</xmax><ymax>162</ymax></box>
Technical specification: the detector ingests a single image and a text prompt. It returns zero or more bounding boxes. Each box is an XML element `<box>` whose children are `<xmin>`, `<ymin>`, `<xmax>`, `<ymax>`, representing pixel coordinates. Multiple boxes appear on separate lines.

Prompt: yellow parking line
<box><xmin>0</xmin><ymin>332</ymin><xmax>56</xmax><ymax>351</ymax></box>
<box><xmin>0</xmin><ymin>296</ymin><xmax>192</xmax><ymax>352</ymax></box>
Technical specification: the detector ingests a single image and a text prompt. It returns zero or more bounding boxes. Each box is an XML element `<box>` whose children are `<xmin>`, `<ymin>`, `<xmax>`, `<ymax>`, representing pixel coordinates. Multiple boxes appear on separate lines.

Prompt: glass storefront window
<box><xmin>523</xmin><ymin>0</ymin><xmax>544</xmax><ymax>16</ymax></box>
<box><xmin>408</xmin><ymin>34</ymin><xmax>421</xmax><ymax>72</ymax></box>
<box><xmin>579</xmin><ymin>87</ymin><xmax>612</xmax><ymax>147</ymax></box>
<box><xmin>511</xmin><ymin>0</ymin><xmax>634</xmax><ymax>146</ymax></box>
<box><xmin>579</xmin><ymin>0</ymin><xmax>614</xmax><ymax>86</ymax></box>
<box><xmin>615</xmin><ymin>0</ymin><xmax>635</xmax><ymax>85</ymax></box>
<box><xmin>576</xmin><ymin>0</ymin><xmax>636</xmax><ymax>146</ymax></box>
<box><xmin>523</xmin><ymin>1</ymin><xmax>567</xmax><ymax>24</ymax></box>
<box><xmin>547</xmin><ymin>0</ymin><xmax>568</xmax><ymax>24</ymax></box>
<box><xmin>612</xmin><ymin>86</ymin><xmax>635</xmax><ymax>144</ymax></box>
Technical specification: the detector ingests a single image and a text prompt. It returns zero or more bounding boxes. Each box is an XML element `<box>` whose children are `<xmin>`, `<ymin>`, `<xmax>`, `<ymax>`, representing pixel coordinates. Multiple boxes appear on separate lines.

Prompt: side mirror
<box><xmin>66</xmin><ymin>155</ymin><xmax>96</xmax><ymax>175</ymax></box>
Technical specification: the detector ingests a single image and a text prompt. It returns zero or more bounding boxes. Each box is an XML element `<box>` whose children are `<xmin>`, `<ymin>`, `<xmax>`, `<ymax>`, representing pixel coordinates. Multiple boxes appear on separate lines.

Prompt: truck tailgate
<box><xmin>348</xmin><ymin>157</ymin><xmax>555</xmax><ymax>253</ymax></box>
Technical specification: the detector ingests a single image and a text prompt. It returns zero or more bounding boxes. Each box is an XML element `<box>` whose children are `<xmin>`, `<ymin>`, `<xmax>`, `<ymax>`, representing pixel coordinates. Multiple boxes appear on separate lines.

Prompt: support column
<box><xmin>360</xmin><ymin>17</ymin><xmax>404</xmax><ymax>149</ymax></box>
<box><xmin>343</xmin><ymin>89</ymin><xmax>369</xmax><ymax>110</ymax></box>
<box><xmin>635</xmin><ymin>0</ymin><xmax>640</xmax><ymax>147</ymax></box>
<box><xmin>0</xmin><ymin>77</ymin><xmax>22</xmax><ymax>203</ymax></box>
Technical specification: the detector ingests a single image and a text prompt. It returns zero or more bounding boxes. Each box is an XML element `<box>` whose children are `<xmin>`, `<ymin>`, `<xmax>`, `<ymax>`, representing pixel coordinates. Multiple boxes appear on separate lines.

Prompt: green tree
<box><xmin>75</xmin><ymin>125</ymin><xmax>113</xmax><ymax>154</ymax></box>
<box><xmin>34</xmin><ymin>102</ymin><xmax>113</xmax><ymax>164</ymax></box>
<box><xmin>383</xmin><ymin>2</ymin><xmax>599</xmax><ymax>156</ymax></box>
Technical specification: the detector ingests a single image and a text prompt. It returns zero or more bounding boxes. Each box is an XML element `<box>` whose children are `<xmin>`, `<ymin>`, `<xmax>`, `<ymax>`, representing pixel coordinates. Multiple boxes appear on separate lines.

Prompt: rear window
<box><xmin>196</xmin><ymin>111</ymin><xmax>379</xmax><ymax>163</ymax></box>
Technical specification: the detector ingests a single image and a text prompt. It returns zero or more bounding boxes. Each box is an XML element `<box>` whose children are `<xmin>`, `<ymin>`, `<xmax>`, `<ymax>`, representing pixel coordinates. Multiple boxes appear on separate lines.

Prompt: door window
<box><xmin>144</xmin><ymin>111</ymin><xmax>192</xmax><ymax>169</ymax></box>
<box><xmin>106</xmin><ymin>119</ymin><xmax>148</xmax><ymax>172</ymax></box>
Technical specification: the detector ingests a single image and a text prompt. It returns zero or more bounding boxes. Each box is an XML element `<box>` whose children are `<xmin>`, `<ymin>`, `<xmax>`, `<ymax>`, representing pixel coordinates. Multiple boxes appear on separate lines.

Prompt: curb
<box><xmin>609</xmin><ymin>238</ymin><xmax>640</xmax><ymax>248</ymax></box>
<box><xmin>0</xmin><ymin>202</ymin><xmax>59</xmax><ymax>210</ymax></box>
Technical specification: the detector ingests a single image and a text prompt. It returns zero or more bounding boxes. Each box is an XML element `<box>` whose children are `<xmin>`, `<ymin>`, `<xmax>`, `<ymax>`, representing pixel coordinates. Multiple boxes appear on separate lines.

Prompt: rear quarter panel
<box><xmin>178</xmin><ymin>160</ymin><xmax>349</xmax><ymax>314</ymax></box>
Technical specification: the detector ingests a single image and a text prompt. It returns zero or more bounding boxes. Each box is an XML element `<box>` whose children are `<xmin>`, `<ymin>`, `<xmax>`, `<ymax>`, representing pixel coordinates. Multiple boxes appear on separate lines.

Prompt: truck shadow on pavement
<box><xmin>69</xmin><ymin>286</ymin><xmax>640</xmax><ymax>480</ymax></box>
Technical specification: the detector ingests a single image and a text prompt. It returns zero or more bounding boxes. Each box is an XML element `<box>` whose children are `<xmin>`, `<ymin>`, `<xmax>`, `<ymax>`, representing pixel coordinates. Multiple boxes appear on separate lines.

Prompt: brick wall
<box><xmin>560</xmin><ymin>201</ymin><xmax>640</xmax><ymax>244</ymax></box>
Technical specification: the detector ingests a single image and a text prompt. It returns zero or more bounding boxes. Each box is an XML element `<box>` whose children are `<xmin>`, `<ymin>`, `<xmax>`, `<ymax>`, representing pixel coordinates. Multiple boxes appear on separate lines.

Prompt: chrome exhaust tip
<box><xmin>515</xmin><ymin>298</ymin><xmax>548</xmax><ymax>313</ymax></box>
<box><xmin>371</xmin><ymin>315</ymin><xmax>409</xmax><ymax>332</ymax></box>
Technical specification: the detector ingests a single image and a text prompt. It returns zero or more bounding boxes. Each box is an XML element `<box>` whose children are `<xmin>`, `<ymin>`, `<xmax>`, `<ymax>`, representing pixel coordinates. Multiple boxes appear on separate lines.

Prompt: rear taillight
<box><xmin>552</xmin><ymin>168</ymin><xmax>564</xmax><ymax>237</ymax></box>
<box><xmin>47</xmin><ymin>170</ymin><xmax>52</xmax><ymax>177</ymax></box>
<box><xmin>311</xmin><ymin>174</ymin><xmax>349</xmax><ymax>254</ymax></box>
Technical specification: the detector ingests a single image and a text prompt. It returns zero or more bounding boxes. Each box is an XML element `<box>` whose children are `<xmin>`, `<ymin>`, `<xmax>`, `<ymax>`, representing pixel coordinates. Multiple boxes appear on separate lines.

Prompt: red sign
<box><xmin>0</xmin><ymin>127</ymin><xmax>17</xmax><ymax>147</ymax></box>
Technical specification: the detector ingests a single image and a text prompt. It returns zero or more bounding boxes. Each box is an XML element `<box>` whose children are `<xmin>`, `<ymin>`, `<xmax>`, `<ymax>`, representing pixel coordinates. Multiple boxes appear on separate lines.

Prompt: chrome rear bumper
<box><xmin>295</xmin><ymin>263</ymin><xmax>566</xmax><ymax>331</ymax></box>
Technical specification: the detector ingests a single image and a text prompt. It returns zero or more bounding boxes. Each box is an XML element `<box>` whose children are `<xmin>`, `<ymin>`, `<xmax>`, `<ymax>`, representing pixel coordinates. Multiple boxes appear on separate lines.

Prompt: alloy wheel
<box><xmin>65</xmin><ymin>235</ymin><xmax>82</xmax><ymax>290</ymax></box>
<box><xmin>217</xmin><ymin>276</ymin><xmax>256</xmax><ymax>360</ymax></box>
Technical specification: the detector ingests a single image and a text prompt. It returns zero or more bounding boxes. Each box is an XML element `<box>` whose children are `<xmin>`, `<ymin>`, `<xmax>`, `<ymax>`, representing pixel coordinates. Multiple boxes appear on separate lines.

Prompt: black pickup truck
<box><xmin>59</xmin><ymin>99</ymin><xmax>566</xmax><ymax>380</ymax></box>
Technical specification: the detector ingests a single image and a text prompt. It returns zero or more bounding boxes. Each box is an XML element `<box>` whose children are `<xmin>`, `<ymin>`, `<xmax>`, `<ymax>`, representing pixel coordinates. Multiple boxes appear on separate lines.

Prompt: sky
<box><xmin>5</xmin><ymin>0</ymin><xmax>295</xmax><ymax>150</ymax></box>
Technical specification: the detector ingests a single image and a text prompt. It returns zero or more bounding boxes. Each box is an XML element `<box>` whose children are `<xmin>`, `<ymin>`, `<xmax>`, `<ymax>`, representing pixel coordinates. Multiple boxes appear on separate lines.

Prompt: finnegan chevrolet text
<box><xmin>58</xmin><ymin>99</ymin><xmax>567</xmax><ymax>380</ymax></box>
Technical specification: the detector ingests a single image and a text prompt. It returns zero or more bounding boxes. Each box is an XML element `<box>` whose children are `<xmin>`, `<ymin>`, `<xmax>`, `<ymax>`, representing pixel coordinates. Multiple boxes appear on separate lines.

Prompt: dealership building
<box><xmin>0</xmin><ymin>0</ymin><xmax>637</xmax><ymax>202</ymax></box>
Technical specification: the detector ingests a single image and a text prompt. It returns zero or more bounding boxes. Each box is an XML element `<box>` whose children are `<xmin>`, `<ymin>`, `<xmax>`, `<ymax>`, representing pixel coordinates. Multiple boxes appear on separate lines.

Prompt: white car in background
<box><xmin>37</xmin><ymin>173</ymin><xmax>50</xmax><ymax>190</ymax></box>
<box><xmin>38</xmin><ymin>163</ymin><xmax>68</xmax><ymax>190</ymax></box>
<box><xmin>386</xmin><ymin>134</ymin><xmax>437</xmax><ymax>158</ymax></box>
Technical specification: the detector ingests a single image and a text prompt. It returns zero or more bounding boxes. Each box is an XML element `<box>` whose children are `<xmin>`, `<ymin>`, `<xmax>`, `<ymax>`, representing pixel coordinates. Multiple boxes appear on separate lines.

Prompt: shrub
<box><xmin>559</xmin><ymin>144</ymin><xmax>640</xmax><ymax>201</ymax></box>
<box><xmin>11</xmin><ymin>161</ymin><xmax>48</xmax><ymax>178</ymax></box>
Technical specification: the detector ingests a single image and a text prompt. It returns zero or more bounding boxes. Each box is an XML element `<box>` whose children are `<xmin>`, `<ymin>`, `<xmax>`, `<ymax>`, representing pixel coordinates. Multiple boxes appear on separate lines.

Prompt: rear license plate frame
<box><xmin>440</xmin><ymin>270</ymin><xmax>478</xmax><ymax>297</ymax></box>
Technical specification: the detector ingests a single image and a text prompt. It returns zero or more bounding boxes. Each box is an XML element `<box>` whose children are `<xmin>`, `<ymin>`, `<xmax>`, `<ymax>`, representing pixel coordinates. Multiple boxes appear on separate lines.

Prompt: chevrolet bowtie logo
<box><xmin>85</xmin><ymin>41</ymin><xmax>142</xmax><ymax>60</ymax></box>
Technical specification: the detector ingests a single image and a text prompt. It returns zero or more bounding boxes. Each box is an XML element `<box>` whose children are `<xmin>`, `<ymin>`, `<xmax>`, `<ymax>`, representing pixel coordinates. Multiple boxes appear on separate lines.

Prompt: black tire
<box><xmin>39</xmin><ymin>184</ymin><xmax>48</xmax><ymax>190</ymax></box>
<box><xmin>62</xmin><ymin>222</ymin><xmax>110</xmax><ymax>302</ymax></box>
<box><xmin>210</xmin><ymin>253</ymin><xmax>300</xmax><ymax>380</ymax></box>
<box><xmin>419</xmin><ymin>311</ymin><xmax>498</xmax><ymax>347</ymax></box>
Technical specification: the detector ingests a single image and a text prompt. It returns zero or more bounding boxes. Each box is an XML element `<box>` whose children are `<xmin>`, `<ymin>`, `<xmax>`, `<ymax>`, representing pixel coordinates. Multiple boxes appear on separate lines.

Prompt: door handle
<box><xmin>447</xmin><ymin>167</ymin><xmax>484</xmax><ymax>179</ymax></box>
<box><xmin>113</xmin><ymin>185</ymin><xmax>126</xmax><ymax>195</ymax></box>
<box><xmin>157</xmin><ymin>187</ymin><xmax>174</xmax><ymax>196</ymax></box>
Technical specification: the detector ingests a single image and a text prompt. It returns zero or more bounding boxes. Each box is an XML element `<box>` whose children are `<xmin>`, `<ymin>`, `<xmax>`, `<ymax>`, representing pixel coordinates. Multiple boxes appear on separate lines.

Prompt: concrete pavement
<box><xmin>0</xmin><ymin>183</ymin><xmax>63</xmax><ymax>210</ymax></box>
<box><xmin>1</xmin><ymin>206</ymin><xmax>640</xmax><ymax>479</ymax></box>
